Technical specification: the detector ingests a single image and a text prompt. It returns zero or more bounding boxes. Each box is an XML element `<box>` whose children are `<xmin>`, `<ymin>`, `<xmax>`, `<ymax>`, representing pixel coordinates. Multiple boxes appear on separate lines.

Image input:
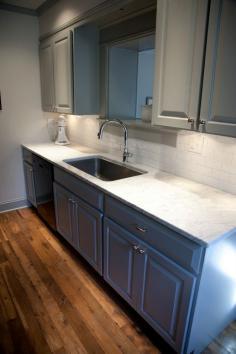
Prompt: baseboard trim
<box><xmin>0</xmin><ymin>199</ymin><xmax>30</xmax><ymax>214</ymax></box>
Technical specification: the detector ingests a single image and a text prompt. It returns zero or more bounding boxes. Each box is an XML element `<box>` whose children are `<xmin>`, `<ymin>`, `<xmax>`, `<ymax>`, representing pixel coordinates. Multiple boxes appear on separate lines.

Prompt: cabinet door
<box><xmin>39</xmin><ymin>40</ymin><xmax>54</xmax><ymax>112</ymax></box>
<box><xmin>53</xmin><ymin>30</ymin><xmax>73</xmax><ymax>114</ymax></box>
<box><xmin>108</xmin><ymin>47</ymin><xmax>138</xmax><ymax>119</ymax></box>
<box><xmin>200</xmin><ymin>0</ymin><xmax>236</xmax><ymax>137</ymax></box>
<box><xmin>73</xmin><ymin>24</ymin><xmax>99</xmax><ymax>115</ymax></box>
<box><xmin>137</xmin><ymin>245</ymin><xmax>196</xmax><ymax>353</ymax></box>
<box><xmin>53</xmin><ymin>183</ymin><xmax>73</xmax><ymax>245</ymax></box>
<box><xmin>103</xmin><ymin>218</ymin><xmax>140</xmax><ymax>308</ymax></box>
<box><xmin>23</xmin><ymin>162</ymin><xmax>37</xmax><ymax>207</ymax></box>
<box><xmin>73</xmin><ymin>197</ymin><xmax>103</xmax><ymax>274</ymax></box>
<box><xmin>152</xmin><ymin>0</ymin><xmax>208</xmax><ymax>129</ymax></box>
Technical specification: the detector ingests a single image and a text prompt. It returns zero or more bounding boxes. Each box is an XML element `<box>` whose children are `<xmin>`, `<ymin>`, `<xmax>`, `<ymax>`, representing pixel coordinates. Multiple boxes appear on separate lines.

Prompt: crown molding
<box><xmin>37</xmin><ymin>0</ymin><xmax>57</xmax><ymax>15</ymax></box>
<box><xmin>0</xmin><ymin>2</ymin><xmax>37</xmax><ymax>16</ymax></box>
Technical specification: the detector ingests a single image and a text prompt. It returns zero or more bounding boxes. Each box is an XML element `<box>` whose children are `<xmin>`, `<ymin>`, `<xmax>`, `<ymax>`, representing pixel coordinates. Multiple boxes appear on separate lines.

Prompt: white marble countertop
<box><xmin>22</xmin><ymin>143</ymin><xmax>236</xmax><ymax>246</ymax></box>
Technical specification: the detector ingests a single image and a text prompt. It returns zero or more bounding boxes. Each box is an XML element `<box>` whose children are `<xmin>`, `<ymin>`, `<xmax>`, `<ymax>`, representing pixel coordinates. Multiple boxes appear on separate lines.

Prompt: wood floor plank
<box><xmin>1</xmin><ymin>261</ymin><xmax>53</xmax><ymax>354</ymax></box>
<box><xmin>0</xmin><ymin>269</ymin><xmax>16</xmax><ymax>321</ymax></box>
<box><xmin>8</xmin><ymin>233</ymin><xmax>91</xmax><ymax>354</ymax></box>
<box><xmin>2</xmin><ymin>238</ymin><xmax>67</xmax><ymax>354</ymax></box>
<box><xmin>0</xmin><ymin>295</ymin><xmax>15</xmax><ymax>354</ymax></box>
<box><xmin>10</xmin><ymin>231</ymin><xmax>106</xmax><ymax>354</ymax></box>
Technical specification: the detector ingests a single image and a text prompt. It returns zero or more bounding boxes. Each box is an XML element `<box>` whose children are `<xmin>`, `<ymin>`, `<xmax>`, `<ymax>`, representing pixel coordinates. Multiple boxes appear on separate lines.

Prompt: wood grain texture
<box><xmin>0</xmin><ymin>208</ymin><xmax>234</xmax><ymax>354</ymax></box>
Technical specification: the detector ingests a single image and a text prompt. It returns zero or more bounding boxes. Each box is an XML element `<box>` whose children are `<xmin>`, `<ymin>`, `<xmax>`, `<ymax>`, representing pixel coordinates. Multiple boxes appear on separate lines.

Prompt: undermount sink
<box><xmin>63</xmin><ymin>156</ymin><xmax>146</xmax><ymax>181</ymax></box>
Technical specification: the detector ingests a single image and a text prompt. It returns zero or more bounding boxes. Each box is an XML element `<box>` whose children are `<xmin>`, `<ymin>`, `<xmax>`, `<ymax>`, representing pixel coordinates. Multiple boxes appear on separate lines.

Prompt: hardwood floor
<box><xmin>0</xmin><ymin>208</ymin><xmax>235</xmax><ymax>354</ymax></box>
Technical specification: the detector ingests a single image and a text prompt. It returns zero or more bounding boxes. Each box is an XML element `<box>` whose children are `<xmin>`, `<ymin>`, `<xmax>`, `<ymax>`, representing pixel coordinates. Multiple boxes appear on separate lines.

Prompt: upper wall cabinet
<box><xmin>152</xmin><ymin>0</ymin><xmax>209</xmax><ymax>130</ymax></box>
<box><xmin>73</xmin><ymin>25</ymin><xmax>99</xmax><ymax>115</ymax></box>
<box><xmin>39</xmin><ymin>29</ymin><xmax>73</xmax><ymax>114</ymax></box>
<box><xmin>200</xmin><ymin>0</ymin><xmax>236</xmax><ymax>137</ymax></box>
<box><xmin>53</xmin><ymin>29</ymin><xmax>73</xmax><ymax>114</ymax></box>
<box><xmin>39</xmin><ymin>25</ymin><xmax>99</xmax><ymax>115</ymax></box>
<box><xmin>39</xmin><ymin>39</ymin><xmax>54</xmax><ymax>112</ymax></box>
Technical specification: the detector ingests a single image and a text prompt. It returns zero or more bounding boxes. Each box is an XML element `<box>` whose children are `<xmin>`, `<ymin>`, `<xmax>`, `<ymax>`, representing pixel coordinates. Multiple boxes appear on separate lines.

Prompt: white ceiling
<box><xmin>0</xmin><ymin>0</ymin><xmax>46</xmax><ymax>10</ymax></box>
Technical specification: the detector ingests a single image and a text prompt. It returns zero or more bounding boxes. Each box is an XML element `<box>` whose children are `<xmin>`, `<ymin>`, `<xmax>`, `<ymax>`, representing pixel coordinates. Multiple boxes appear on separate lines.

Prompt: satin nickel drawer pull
<box><xmin>135</xmin><ymin>225</ymin><xmax>147</xmax><ymax>233</ymax></box>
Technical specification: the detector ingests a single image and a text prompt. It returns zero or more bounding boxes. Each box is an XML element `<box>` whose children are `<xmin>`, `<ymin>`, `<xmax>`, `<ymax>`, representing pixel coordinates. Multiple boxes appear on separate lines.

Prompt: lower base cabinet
<box><xmin>104</xmin><ymin>218</ymin><xmax>196</xmax><ymax>353</ymax></box>
<box><xmin>54</xmin><ymin>182</ymin><xmax>103</xmax><ymax>274</ymax></box>
<box><xmin>103</xmin><ymin>217</ymin><xmax>141</xmax><ymax>308</ymax></box>
<box><xmin>73</xmin><ymin>197</ymin><xmax>103</xmax><ymax>273</ymax></box>
<box><xmin>54</xmin><ymin>182</ymin><xmax>74</xmax><ymax>245</ymax></box>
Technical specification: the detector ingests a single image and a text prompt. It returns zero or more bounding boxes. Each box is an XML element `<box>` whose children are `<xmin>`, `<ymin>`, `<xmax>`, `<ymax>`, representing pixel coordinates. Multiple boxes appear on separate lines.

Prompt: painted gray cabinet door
<box><xmin>137</xmin><ymin>245</ymin><xmax>196</xmax><ymax>353</ymax></box>
<box><xmin>73</xmin><ymin>197</ymin><xmax>103</xmax><ymax>274</ymax></box>
<box><xmin>108</xmin><ymin>47</ymin><xmax>138</xmax><ymax>119</ymax></box>
<box><xmin>23</xmin><ymin>162</ymin><xmax>37</xmax><ymax>207</ymax></box>
<box><xmin>73</xmin><ymin>25</ymin><xmax>99</xmax><ymax>115</ymax></box>
<box><xmin>152</xmin><ymin>0</ymin><xmax>209</xmax><ymax>129</ymax></box>
<box><xmin>53</xmin><ymin>29</ymin><xmax>73</xmax><ymax>114</ymax></box>
<box><xmin>103</xmin><ymin>218</ymin><xmax>140</xmax><ymax>308</ymax></box>
<box><xmin>53</xmin><ymin>183</ymin><xmax>73</xmax><ymax>245</ymax></box>
<box><xmin>200</xmin><ymin>0</ymin><xmax>236</xmax><ymax>137</ymax></box>
<box><xmin>39</xmin><ymin>40</ymin><xmax>54</xmax><ymax>112</ymax></box>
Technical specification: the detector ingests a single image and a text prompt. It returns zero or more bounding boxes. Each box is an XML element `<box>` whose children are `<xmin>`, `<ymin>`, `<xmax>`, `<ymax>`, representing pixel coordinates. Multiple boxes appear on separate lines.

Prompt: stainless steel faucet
<box><xmin>97</xmin><ymin>119</ymin><xmax>132</xmax><ymax>162</ymax></box>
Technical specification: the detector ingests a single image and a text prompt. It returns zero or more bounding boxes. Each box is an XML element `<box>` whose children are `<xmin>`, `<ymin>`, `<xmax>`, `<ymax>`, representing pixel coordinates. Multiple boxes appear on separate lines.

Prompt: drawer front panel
<box><xmin>22</xmin><ymin>148</ymin><xmax>33</xmax><ymax>165</ymax></box>
<box><xmin>54</xmin><ymin>167</ymin><xmax>104</xmax><ymax>211</ymax></box>
<box><xmin>105</xmin><ymin>196</ymin><xmax>203</xmax><ymax>274</ymax></box>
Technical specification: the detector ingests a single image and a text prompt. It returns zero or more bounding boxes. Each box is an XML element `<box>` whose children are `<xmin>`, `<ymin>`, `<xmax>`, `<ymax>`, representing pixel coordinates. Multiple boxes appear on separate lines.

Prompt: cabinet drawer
<box><xmin>105</xmin><ymin>196</ymin><xmax>203</xmax><ymax>274</ymax></box>
<box><xmin>54</xmin><ymin>167</ymin><xmax>103</xmax><ymax>211</ymax></box>
<box><xmin>22</xmin><ymin>148</ymin><xmax>33</xmax><ymax>165</ymax></box>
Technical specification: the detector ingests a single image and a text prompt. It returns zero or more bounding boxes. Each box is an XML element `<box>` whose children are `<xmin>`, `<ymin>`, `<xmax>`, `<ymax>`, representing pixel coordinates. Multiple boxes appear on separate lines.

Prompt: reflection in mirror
<box><xmin>106</xmin><ymin>34</ymin><xmax>155</xmax><ymax>122</ymax></box>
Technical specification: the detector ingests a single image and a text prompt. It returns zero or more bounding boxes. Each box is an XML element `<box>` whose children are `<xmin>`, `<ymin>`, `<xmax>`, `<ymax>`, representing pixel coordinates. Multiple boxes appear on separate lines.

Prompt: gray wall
<box><xmin>0</xmin><ymin>10</ymin><xmax>49</xmax><ymax>210</ymax></box>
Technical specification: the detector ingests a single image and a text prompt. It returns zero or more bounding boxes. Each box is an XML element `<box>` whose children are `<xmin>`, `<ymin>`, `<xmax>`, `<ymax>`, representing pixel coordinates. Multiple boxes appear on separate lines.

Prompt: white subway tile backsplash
<box><xmin>63</xmin><ymin>115</ymin><xmax>236</xmax><ymax>195</ymax></box>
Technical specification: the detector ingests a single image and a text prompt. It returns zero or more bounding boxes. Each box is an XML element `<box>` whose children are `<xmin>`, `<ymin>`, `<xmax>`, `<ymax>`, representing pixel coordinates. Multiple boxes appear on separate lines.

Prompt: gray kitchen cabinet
<box><xmin>39</xmin><ymin>24</ymin><xmax>100</xmax><ymax>115</ymax></box>
<box><xmin>39</xmin><ymin>39</ymin><xmax>54</xmax><ymax>112</ymax></box>
<box><xmin>137</xmin><ymin>243</ymin><xmax>196</xmax><ymax>353</ymax></box>
<box><xmin>103</xmin><ymin>218</ymin><xmax>141</xmax><ymax>308</ymax></box>
<box><xmin>39</xmin><ymin>29</ymin><xmax>73</xmax><ymax>114</ymax></box>
<box><xmin>73</xmin><ymin>24</ymin><xmax>99</xmax><ymax>115</ymax></box>
<box><xmin>108</xmin><ymin>46</ymin><xmax>138</xmax><ymax>119</ymax></box>
<box><xmin>54</xmin><ymin>182</ymin><xmax>103</xmax><ymax>274</ymax></box>
<box><xmin>199</xmin><ymin>0</ymin><xmax>236</xmax><ymax>137</ymax></box>
<box><xmin>53</xmin><ymin>29</ymin><xmax>73</xmax><ymax>114</ymax></box>
<box><xmin>23</xmin><ymin>161</ymin><xmax>37</xmax><ymax>207</ymax></box>
<box><xmin>54</xmin><ymin>182</ymin><xmax>74</xmax><ymax>245</ymax></box>
<box><xmin>73</xmin><ymin>196</ymin><xmax>103</xmax><ymax>274</ymax></box>
<box><xmin>104</xmin><ymin>216</ymin><xmax>196</xmax><ymax>353</ymax></box>
<box><xmin>152</xmin><ymin>0</ymin><xmax>209</xmax><ymax>129</ymax></box>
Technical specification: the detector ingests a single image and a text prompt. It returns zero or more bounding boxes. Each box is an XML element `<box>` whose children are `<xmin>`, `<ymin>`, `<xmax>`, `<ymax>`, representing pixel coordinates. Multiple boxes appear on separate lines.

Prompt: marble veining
<box><xmin>22</xmin><ymin>143</ymin><xmax>236</xmax><ymax>246</ymax></box>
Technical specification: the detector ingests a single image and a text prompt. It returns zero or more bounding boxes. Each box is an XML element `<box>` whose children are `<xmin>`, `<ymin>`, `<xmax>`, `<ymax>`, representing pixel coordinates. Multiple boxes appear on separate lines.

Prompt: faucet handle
<box><xmin>123</xmin><ymin>150</ymin><xmax>133</xmax><ymax>162</ymax></box>
<box><xmin>126</xmin><ymin>151</ymin><xmax>133</xmax><ymax>158</ymax></box>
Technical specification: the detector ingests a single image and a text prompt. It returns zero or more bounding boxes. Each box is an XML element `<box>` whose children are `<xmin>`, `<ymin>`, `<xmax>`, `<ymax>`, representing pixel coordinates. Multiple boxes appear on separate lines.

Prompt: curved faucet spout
<box><xmin>97</xmin><ymin>119</ymin><xmax>132</xmax><ymax>162</ymax></box>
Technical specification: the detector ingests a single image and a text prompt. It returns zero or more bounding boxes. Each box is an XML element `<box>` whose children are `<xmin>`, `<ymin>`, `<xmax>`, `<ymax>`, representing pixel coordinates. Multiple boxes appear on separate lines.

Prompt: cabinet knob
<box><xmin>187</xmin><ymin>117</ymin><xmax>194</xmax><ymax>123</ymax></box>
<box><xmin>199</xmin><ymin>120</ymin><xmax>206</xmax><ymax>125</ymax></box>
<box><xmin>138</xmin><ymin>248</ymin><xmax>146</xmax><ymax>254</ymax></box>
<box><xmin>135</xmin><ymin>225</ymin><xmax>147</xmax><ymax>233</ymax></box>
<box><xmin>132</xmin><ymin>245</ymin><xmax>139</xmax><ymax>251</ymax></box>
